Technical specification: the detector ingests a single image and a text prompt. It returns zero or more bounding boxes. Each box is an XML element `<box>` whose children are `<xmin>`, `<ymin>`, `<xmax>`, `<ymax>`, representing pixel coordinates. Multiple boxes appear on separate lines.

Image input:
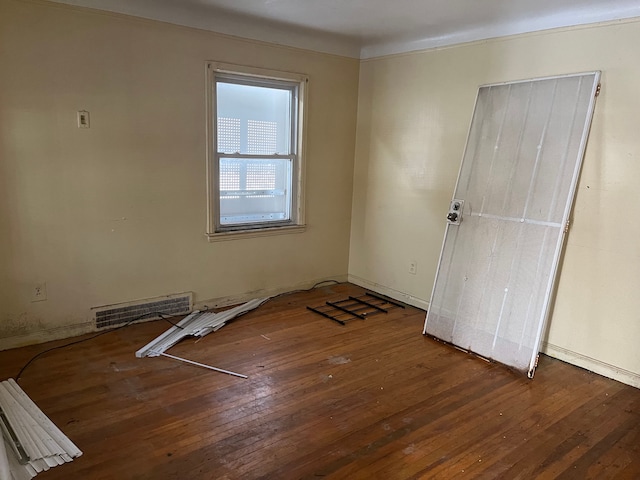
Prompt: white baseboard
<box><xmin>347</xmin><ymin>275</ymin><xmax>639</xmax><ymax>390</ymax></box>
<box><xmin>542</xmin><ymin>342</ymin><xmax>640</xmax><ymax>389</ymax></box>
<box><xmin>347</xmin><ymin>274</ymin><xmax>429</xmax><ymax>311</ymax></box>
<box><xmin>0</xmin><ymin>321</ymin><xmax>97</xmax><ymax>352</ymax></box>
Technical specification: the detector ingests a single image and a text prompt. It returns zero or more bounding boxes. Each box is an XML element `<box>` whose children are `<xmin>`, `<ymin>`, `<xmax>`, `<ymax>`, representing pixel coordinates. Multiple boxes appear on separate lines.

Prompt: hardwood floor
<box><xmin>0</xmin><ymin>283</ymin><xmax>638</xmax><ymax>479</ymax></box>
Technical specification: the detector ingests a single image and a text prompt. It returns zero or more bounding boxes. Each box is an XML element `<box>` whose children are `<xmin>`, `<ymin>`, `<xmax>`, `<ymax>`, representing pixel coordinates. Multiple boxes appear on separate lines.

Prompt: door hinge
<box><xmin>564</xmin><ymin>220</ymin><xmax>570</xmax><ymax>233</ymax></box>
<box><xmin>595</xmin><ymin>83</ymin><xmax>601</xmax><ymax>97</ymax></box>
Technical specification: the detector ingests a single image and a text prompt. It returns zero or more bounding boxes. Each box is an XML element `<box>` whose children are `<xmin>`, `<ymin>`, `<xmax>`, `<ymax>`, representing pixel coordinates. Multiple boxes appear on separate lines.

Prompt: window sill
<box><xmin>205</xmin><ymin>224</ymin><xmax>306</xmax><ymax>242</ymax></box>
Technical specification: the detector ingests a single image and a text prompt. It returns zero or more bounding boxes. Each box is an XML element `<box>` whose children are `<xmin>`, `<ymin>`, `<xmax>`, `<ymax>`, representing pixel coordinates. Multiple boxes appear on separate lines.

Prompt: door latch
<box><xmin>447</xmin><ymin>199</ymin><xmax>464</xmax><ymax>225</ymax></box>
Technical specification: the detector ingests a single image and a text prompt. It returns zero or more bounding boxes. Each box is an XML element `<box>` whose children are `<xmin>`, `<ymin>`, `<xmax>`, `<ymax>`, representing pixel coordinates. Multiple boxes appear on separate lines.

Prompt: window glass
<box><xmin>216</xmin><ymin>82</ymin><xmax>292</xmax><ymax>155</ymax></box>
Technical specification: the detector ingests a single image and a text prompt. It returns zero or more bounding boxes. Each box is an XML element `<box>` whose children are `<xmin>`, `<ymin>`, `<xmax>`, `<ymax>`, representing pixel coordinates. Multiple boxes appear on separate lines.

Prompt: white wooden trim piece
<box><xmin>542</xmin><ymin>342</ymin><xmax>640</xmax><ymax>389</ymax></box>
<box><xmin>136</xmin><ymin>298</ymin><xmax>267</xmax><ymax>358</ymax></box>
<box><xmin>4</xmin><ymin>379</ymin><xmax>82</xmax><ymax>458</ymax></box>
<box><xmin>0</xmin><ymin>420</ymin><xmax>12</xmax><ymax>480</ymax></box>
<box><xmin>159</xmin><ymin>353</ymin><xmax>248</xmax><ymax>379</ymax></box>
<box><xmin>0</xmin><ymin>385</ymin><xmax>40</xmax><ymax>467</ymax></box>
<box><xmin>347</xmin><ymin>274</ymin><xmax>430</xmax><ymax>311</ymax></box>
<box><xmin>0</xmin><ymin>379</ymin><xmax>82</xmax><ymax>479</ymax></box>
<box><xmin>135</xmin><ymin>311</ymin><xmax>202</xmax><ymax>358</ymax></box>
<box><xmin>0</xmin><ymin>389</ymin><xmax>54</xmax><ymax>474</ymax></box>
<box><xmin>5</xmin><ymin>447</ymin><xmax>36</xmax><ymax>480</ymax></box>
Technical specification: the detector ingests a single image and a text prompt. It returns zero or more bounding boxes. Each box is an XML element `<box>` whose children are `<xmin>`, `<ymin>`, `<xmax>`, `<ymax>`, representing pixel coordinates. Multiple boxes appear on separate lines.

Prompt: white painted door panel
<box><xmin>423</xmin><ymin>72</ymin><xmax>600</xmax><ymax>377</ymax></box>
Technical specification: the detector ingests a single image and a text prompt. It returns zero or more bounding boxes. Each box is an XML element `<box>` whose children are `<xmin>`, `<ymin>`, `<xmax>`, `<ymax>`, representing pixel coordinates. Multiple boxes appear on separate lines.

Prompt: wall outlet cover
<box><xmin>32</xmin><ymin>283</ymin><xmax>47</xmax><ymax>302</ymax></box>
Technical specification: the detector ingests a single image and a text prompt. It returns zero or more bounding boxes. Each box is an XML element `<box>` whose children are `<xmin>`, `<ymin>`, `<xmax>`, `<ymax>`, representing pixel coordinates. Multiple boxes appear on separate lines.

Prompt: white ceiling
<box><xmin>51</xmin><ymin>0</ymin><xmax>640</xmax><ymax>58</ymax></box>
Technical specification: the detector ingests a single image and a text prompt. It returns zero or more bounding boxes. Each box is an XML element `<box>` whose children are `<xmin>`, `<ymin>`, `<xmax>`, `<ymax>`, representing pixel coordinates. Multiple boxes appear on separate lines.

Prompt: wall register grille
<box><xmin>92</xmin><ymin>293</ymin><xmax>192</xmax><ymax>329</ymax></box>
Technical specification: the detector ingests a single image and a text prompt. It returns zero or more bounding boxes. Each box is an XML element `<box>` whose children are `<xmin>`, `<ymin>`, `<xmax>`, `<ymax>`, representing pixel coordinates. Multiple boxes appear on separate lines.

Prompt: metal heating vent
<box><xmin>92</xmin><ymin>293</ymin><xmax>193</xmax><ymax>329</ymax></box>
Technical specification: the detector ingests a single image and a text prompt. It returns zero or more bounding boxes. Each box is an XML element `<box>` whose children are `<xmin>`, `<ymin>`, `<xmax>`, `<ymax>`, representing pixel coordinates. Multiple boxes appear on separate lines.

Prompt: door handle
<box><xmin>447</xmin><ymin>200</ymin><xmax>463</xmax><ymax>225</ymax></box>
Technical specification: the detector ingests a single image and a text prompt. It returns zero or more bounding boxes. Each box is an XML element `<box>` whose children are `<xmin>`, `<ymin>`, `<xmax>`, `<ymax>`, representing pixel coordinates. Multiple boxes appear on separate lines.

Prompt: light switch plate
<box><xmin>77</xmin><ymin>110</ymin><xmax>90</xmax><ymax>128</ymax></box>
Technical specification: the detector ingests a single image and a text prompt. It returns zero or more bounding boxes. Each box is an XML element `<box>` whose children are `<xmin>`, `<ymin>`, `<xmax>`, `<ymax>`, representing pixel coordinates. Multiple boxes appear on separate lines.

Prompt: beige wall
<box><xmin>2</xmin><ymin>0</ymin><xmax>638</xmax><ymax>388</ymax></box>
<box><xmin>350</xmin><ymin>21</ymin><xmax>640</xmax><ymax>386</ymax></box>
<box><xmin>0</xmin><ymin>0</ymin><xmax>359</xmax><ymax>347</ymax></box>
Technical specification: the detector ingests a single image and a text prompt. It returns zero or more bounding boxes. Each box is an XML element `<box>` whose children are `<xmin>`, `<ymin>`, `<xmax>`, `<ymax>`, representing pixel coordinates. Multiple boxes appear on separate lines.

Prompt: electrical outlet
<box><xmin>32</xmin><ymin>282</ymin><xmax>47</xmax><ymax>302</ymax></box>
<box><xmin>409</xmin><ymin>261</ymin><xmax>417</xmax><ymax>275</ymax></box>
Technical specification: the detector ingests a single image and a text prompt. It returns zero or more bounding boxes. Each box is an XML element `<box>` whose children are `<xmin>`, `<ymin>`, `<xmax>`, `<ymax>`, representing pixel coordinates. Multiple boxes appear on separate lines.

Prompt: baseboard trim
<box><xmin>0</xmin><ymin>321</ymin><xmax>97</xmax><ymax>352</ymax></box>
<box><xmin>347</xmin><ymin>274</ymin><xmax>429</xmax><ymax>311</ymax></box>
<box><xmin>346</xmin><ymin>276</ymin><xmax>639</xmax><ymax>389</ymax></box>
<box><xmin>542</xmin><ymin>342</ymin><xmax>640</xmax><ymax>389</ymax></box>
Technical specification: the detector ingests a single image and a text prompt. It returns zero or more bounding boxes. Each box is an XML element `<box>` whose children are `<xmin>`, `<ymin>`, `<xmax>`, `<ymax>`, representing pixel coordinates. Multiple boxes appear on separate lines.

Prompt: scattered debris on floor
<box><xmin>0</xmin><ymin>379</ymin><xmax>82</xmax><ymax>479</ymax></box>
<box><xmin>135</xmin><ymin>298</ymin><xmax>267</xmax><ymax>378</ymax></box>
<box><xmin>327</xmin><ymin>356</ymin><xmax>351</xmax><ymax>365</ymax></box>
<box><xmin>307</xmin><ymin>292</ymin><xmax>404</xmax><ymax>325</ymax></box>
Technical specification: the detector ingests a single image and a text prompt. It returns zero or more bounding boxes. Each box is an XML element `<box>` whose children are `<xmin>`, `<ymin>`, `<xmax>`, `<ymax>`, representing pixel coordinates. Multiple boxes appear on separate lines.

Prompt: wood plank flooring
<box><xmin>0</xmin><ymin>283</ymin><xmax>638</xmax><ymax>479</ymax></box>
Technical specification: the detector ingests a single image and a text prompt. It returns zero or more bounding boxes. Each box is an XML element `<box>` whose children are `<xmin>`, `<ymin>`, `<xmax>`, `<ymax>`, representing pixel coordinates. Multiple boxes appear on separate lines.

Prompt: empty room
<box><xmin>1</xmin><ymin>0</ymin><xmax>639</xmax><ymax>478</ymax></box>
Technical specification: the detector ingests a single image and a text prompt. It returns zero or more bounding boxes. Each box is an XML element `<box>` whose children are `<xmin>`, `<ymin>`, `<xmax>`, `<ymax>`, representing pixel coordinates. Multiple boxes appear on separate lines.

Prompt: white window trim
<box><xmin>205</xmin><ymin>62</ymin><xmax>308</xmax><ymax>242</ymax></box>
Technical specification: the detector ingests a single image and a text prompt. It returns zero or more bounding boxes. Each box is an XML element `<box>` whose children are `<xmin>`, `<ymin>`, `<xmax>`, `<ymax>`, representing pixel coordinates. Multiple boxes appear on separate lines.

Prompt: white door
<box><xmin>423</xmin><ymin>73</ymin><xmax>600</xmax><ymax>377</ymax></box>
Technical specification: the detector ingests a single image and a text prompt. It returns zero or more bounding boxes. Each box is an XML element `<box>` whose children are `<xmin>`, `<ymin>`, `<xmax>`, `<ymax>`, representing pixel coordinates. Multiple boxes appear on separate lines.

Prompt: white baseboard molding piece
<box><xmin>135</xmin><ymin>298</ymin><xmax>266</xmax><ymax>358</ymax></box>
<box><xmin>0</xmin><ymin>322</ymin><xmax>96</xmax><ymax>352</ymax></box>
<box><xmin>542</xmin><ymin>342</ymin><xmax>640</xmax><ymax>389</ymax></box>
<box><xmin>0</xmin><ymin>378</ymin><xmax>82</xmax><ymax>478</ymax></box>
<box><xmin>347</xmin><ymin>274</ymin><xmax>429</xmax><ymax>311</ymax></box>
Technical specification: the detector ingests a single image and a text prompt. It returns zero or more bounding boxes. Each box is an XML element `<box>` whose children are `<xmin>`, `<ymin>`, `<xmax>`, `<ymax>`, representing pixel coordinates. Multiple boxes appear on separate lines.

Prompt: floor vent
<box><xmin>92</xmin><ymin>293</ymin><xmax>193</xmax><ymax>329</ymax></box>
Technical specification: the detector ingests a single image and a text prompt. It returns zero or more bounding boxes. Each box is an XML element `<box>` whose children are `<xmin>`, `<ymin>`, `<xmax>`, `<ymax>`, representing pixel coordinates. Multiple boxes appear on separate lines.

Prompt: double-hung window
<box><xmin>206</xmin><ymin>62</ymin><xmax>307</xmax><ymax>239</ymax></box>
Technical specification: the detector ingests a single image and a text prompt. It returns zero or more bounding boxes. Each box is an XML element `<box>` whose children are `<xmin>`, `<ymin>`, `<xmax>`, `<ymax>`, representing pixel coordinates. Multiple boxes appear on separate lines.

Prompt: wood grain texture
<box><xmin>0</xmin><ymin>283</ymin><xmax>638</xmax><ymax>479</ymax></box>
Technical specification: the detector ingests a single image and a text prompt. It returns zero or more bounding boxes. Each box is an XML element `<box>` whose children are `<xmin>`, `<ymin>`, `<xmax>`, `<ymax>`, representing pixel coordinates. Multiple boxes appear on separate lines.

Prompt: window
<box><xmin>206</xmin><ymin>63</ymin><xmax>307</xmax><ymax>239</ymax></box>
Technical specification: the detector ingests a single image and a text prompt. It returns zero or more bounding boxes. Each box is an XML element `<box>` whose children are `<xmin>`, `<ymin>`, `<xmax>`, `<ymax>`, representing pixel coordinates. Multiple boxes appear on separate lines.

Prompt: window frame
<box><xmin>205</xmin><ymin>62</ymin><xmax>308</xmax><ymax>241</ymax></box>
